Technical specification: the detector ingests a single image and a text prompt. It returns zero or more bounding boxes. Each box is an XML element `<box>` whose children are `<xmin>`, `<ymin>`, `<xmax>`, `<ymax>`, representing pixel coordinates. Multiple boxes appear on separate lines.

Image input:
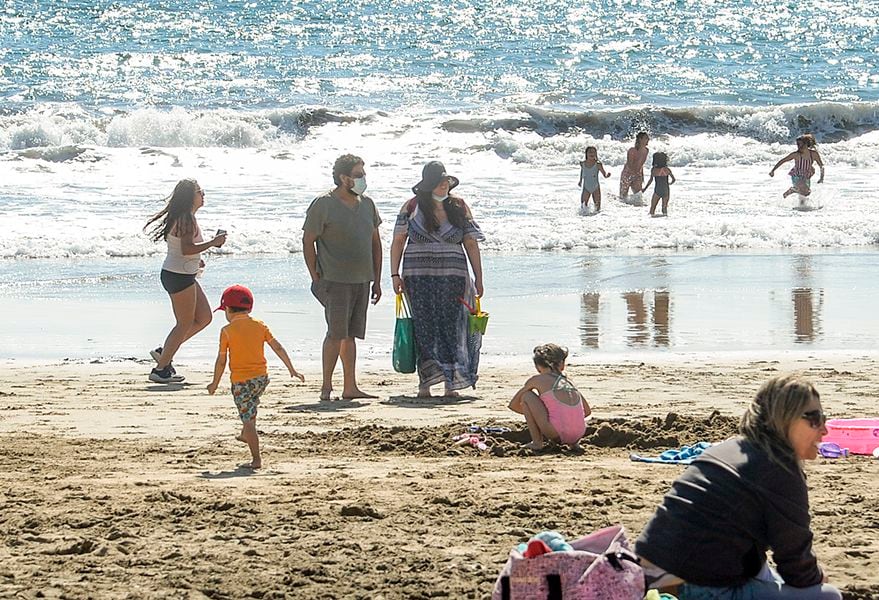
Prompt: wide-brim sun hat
<box><xmin>412</xmin><ymin>160</ymin><xmax>460</xmax><ymax>195</ymax></box>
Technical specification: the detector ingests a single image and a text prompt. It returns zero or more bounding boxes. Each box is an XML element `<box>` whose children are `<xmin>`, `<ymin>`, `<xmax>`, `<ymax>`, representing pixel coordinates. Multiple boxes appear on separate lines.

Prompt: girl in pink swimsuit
<box><xmin>508</xmin><ymin>343</ymin><xmax>592</xmax><ymax>451</ymax></box>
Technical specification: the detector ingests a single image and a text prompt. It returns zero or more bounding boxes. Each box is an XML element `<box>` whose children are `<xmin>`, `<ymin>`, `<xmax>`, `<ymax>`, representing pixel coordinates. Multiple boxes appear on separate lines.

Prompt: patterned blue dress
<box><xmin>394</xmin><ymin>203</ymin><xmax>485</xmax><ymax>391</ymax></box>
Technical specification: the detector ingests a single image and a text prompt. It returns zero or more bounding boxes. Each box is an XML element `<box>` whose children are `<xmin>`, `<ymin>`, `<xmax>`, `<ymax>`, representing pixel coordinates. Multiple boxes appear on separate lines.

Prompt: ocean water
<box><xmin>2</xmin><ymin>1</ymin><xmax>879</xmax><ymax>357</ymax></box>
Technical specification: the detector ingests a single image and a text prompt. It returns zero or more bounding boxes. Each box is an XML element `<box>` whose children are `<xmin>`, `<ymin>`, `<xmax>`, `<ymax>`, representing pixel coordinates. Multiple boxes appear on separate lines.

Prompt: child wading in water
<box><xmin>769</xmin><ymin>133</ymin><xmax>824</xmax><ymax>199</ymax></box>
<box><xmin>619</xmin><ymin>131</ymin><xmax>650</xmax><ymax>201</ymax></box>
<box><xmin>207</xmin><ymin>285</ymin><xmax>304</xmax><ymax>469</ymax></box>
<box><xmin>508</xmin><ymin>344</ymin><xmax>591</xmax><ymax>451</ymax></box>
<box><xmin>643</xmin><ymin>151</ymin><xmax>676</xmax><ymax>217</ymax></box>
<box><xmin>578</xmin><ymin>146</ymin><xmax>612</xmax><ymax>212</ymax></box>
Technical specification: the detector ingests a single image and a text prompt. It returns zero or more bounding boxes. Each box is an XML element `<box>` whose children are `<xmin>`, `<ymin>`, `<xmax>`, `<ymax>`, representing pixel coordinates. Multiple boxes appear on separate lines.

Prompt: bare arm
<box><xmin>390</xmin><ymin>230</ymin><xmax>407</xmax><ymax>294</ymax></box>
<box><xmin>371</xmin><ymin>228</ymin><xmax>382</xmax><ymax>304</ymax></box>
<box><xmin>206</xmin><ymin>351</ymin><xmax>227</xmax><ymax>394</ymax></box>
<box><xmin>598</xmin><ymin>162</ymin><xmax>611</xmax><ymax>178</ymax></box>
<box><xmin>668</xmin><ymin>168</ymin><xmax>676</xmax><ymax>185</ymax></box>
<box><xmin>643</xmin><ymin>173</ymin><xmax>654</xmax><ymax>190</ymax></box>
<box><xmin>302</xmin><ymin>231</ymin><xmax>319</xmax><ymax>282</ymax></box>
<box><xmin>814</xmin><ymin>151</ymin><xmax>825</xmax><ymax>182</ymax></box>
<box><xmin>577</xmin><ymin>163</ymin><xmax>583</xmax><ymax>187</ymax></box>
<box><xmin>268</xmin><ymin>338</ymin><xmax>304</xmax><ymax>381</ymax></box>
<box><xmin>580</xmin><ymin>393</ymin><xmax>592</xmax><ymax>418</ymax></box>
<box><xmin>463</xmin><ymin>237</ymin><xmax>483</xmax><ymax>297</ymax></box>
<box><xmin>180</xmin><ymin>225</ymin><xmax>225</xmax><ymax>255</ymax></box>
<box><xmin>509</xmin><ymin>375</ymin><xmax>540</xmax><ymax>413</ymax></box>
<box><xmin>770</xmin><ymin>152</ymin><xmax>797</xmax><ymax>175</ymax></box>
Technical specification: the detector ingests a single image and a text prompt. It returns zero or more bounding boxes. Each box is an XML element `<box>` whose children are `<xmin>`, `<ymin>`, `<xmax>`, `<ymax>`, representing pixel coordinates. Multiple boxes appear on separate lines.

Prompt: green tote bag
<box><xmin>392</xmin><ymin>293</ymin><xmax>416</xmax><ymax>374</ymax></box>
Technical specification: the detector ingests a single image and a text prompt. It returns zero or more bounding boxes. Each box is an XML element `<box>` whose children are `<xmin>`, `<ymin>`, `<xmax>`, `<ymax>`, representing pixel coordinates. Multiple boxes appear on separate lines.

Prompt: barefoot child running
<box><xmin>207</xmin><ymin>285</ymin><xmax>304</xmax><ymax>469</ymax></box>
<box><xmin>508</xmin><ymin>344</ymin><xmax>591</xmax><ymax>451</ymax></box>
<box><xmin>643</xmin><ymin>151</ymin><xmax>676</xmax><ymax>217</ymax></box>
<box><xmin>769</xmin><ymin>133</ymin><xmax>824</xmax><ymax>199</ymax></box>
<box><xmin>578</xmin><ymin>146</ymin><xmax>612</xmax><ymax>212</ymax></box>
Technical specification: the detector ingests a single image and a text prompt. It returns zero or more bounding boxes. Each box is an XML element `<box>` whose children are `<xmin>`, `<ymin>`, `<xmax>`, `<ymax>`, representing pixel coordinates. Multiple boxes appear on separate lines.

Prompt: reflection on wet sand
<box><xmin>580</xmin><ymin>290</ymin><xmax>671</xmax><ymax>348</ymax></box>
<box><xmin>580</xmin><ymin>292</ymin><xmax>600</xmax><ymax>348</ymax></box>
<box><xmin>792</xmin><ymin>256</ymin><xmax>824</xmax><ymax>344</ymax></box>
<box><xmin>623</xmin><ymin>292</ymin><xmax>650</xmax><ymax>346</ymax></box>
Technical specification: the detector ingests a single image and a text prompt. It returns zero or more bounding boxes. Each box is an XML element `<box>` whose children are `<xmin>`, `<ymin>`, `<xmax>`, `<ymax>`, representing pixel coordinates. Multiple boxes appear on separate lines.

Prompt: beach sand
<box><xmin>1</xmin><ymin>355</ymin><xmax>877</xmax><ymax>599</ymax></box>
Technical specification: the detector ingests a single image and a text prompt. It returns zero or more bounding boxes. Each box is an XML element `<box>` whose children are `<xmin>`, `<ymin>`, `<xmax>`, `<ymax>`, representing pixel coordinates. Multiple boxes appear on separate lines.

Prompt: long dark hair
<box><xmin>415</xmin><ymin>190</ymin><xmax>469</xmax><ymax>232</ymax></box>
<box><xmin>144</xmin><ymin>179</ymin><xmax>199</xmax><ymax>242</ymax></box>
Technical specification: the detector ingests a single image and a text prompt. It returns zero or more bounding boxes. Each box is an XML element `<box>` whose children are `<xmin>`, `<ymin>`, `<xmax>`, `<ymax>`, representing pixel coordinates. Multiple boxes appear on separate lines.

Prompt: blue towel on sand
<box><xmin>630</xmin><ymin>442</ymin><xmax>713</xmax><ymax>465</ymax></box>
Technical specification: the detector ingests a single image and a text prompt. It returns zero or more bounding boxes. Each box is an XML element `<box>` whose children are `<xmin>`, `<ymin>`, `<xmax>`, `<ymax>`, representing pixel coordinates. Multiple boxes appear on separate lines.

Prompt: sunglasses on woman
<box><xmin>801</xmin><ymin>409</ymin><xmax>827</xmax><ymax>429</ymax></box>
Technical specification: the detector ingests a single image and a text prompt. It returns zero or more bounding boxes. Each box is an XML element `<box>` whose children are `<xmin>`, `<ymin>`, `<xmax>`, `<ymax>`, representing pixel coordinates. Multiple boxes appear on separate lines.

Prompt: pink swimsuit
<box><xmin>539</xmin><ymin>375</ymin><xmax>587</xmax><ymax>445</ymax></box>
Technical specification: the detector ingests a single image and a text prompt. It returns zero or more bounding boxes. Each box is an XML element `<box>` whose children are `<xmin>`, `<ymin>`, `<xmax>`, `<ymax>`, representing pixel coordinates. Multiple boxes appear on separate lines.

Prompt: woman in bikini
<box><xmin>770</xmin><ymin>133</ymin><xmax>824</xmax><ymax>198</ymax></box>
<box><xmin>578</xmin><ymin>146</ymin><xmax>612</xmax><ymax>212</ymax></box>
<box><xmin>508</xmin><ymin>343</ymin><xmax>591</xmax><ymax>451</ymax></box>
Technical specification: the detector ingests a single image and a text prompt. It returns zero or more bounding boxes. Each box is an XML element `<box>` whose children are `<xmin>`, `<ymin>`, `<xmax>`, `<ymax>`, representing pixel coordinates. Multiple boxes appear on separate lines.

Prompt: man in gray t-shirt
<box><xmin>302</xmin><ymin>154</ymin><xmax>382</xmax><ymax>401</ymax></box>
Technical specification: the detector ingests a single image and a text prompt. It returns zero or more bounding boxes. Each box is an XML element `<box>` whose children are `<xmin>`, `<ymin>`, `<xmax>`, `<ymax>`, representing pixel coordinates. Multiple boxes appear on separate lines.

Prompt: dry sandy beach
<box><xmin>1</xmin><ymin>354</ymin><xmax>877</xmax><ymax>599</ymax></box>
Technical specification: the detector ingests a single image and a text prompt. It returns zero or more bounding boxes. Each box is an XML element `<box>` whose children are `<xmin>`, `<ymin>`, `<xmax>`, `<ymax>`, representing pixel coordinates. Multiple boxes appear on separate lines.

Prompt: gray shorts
<box><xmin>311</xmin><ymin>280</ymin><xmax>369</xmax><ymax>340</ymax></box>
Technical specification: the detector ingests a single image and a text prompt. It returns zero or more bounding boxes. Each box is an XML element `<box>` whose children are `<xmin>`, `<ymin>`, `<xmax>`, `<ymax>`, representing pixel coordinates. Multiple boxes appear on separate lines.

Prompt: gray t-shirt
<box><xmin>302</xmin><ymin>191</ymin><xmax>382</xmax><ymax>284</ymax></box>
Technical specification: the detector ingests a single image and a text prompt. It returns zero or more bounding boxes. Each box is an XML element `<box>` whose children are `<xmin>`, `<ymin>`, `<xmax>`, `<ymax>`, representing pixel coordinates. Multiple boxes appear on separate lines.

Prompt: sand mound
<box><xmin>290</xmin><ymin>412</ymin><xmax>740</xmax><ymax>458</ymax></box>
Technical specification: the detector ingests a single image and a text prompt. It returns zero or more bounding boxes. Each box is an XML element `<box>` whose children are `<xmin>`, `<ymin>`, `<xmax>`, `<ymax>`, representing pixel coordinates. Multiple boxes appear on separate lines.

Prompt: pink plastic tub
<box><xmin>822</xmin><ymin>419</ymin><xmax>879</xmax><ymax>455</ymax></box>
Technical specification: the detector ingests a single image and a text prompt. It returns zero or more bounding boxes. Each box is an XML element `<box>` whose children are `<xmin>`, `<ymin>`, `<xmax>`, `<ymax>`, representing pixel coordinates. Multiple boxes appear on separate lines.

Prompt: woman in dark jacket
<box><xmin>636</xmin><ymin>374</ymin><xmax>841</xmax><ymax>599</ymax></box>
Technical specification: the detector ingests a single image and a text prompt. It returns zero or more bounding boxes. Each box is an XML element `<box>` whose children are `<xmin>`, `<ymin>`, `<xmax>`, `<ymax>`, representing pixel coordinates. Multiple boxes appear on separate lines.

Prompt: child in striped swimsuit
<box><xmin>508</xmin><ymin>344</ymin><xmax>592</xmax><ymax>451</ymax></box>
<box><xmin>770</xmin><ymin>134</ymin><xmax>825</xmax><ymax>198</ymax></box>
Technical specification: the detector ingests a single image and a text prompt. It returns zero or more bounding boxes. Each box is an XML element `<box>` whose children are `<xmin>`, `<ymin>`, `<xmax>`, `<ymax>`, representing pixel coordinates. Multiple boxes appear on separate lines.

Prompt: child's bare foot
<box><xmin>522</xmin><ymin>441</ymin><xmax>544</xmax><ymax>451</ymax></box>
<box><xmin>783</xmin><ymin>188</ymin><xmax>795</xmax><ymax>198</ymax></box>
<box><xmin>319</xmin><ymin>388</ymin><xmax>337</xmax><ymax>401</ymax></box>
<box><xmin>249</xmin><ymin>458</ymin><xmax>262</xmax><ymax>470</ymax></box>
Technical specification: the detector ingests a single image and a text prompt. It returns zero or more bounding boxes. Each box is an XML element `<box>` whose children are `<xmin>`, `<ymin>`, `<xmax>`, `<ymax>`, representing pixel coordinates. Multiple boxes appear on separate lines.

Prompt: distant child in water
<box><xmin>619</xmin><ymin>131</ymin><xmax>650</xmax><ymax>200</ymax></box>
<box><xmin>207</xmin><ymin>285</ymin><xmax>304</xmax><ymax>469</ymax></box>
<box><xmin>643</xmin><ymin>151</ymin><xmax>676</xmax><ymax>217</ymax></box>
<box><xmin>508</xmin><ymin>344</ymin><xmax>591</xmax><ymax>451</ymax></box>
<box><xmin>578</xmin><ymin>146</ymin><xmax>612</xmax><ymax>212</ymax></box>
<box><xmin>769</xmin><ymin>133</ymin><xmax>824</xmax><ymax>199</ymax></box>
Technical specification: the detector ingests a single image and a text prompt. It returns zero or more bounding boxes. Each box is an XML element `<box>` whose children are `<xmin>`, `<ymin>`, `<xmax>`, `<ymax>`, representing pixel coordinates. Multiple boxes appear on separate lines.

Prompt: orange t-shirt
<box><xmin>219</xmin><ymin>314</ymin><xmax>275</xmax><ymax>383</ymax></box>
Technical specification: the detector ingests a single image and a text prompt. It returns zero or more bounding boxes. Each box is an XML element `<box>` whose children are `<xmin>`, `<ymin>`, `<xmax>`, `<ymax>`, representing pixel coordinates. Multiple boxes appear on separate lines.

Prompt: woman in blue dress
<box><xmin>389</xmin><ymin>161</ymin><xmax>485</xmax><ymax>398</ymax></box>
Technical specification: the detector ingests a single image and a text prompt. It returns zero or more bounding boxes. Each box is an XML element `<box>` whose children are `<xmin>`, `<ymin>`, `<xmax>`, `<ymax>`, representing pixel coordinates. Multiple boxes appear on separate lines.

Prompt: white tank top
<box><xmin>162</xmin><ymin>222</ymin><xmax>204</xmax><ymax>274</ymax></box>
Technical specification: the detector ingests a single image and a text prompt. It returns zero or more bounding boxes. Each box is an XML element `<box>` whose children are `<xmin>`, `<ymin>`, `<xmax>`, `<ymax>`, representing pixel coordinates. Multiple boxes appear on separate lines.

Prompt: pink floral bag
<box><xmin>491</xmin><ymin>525</ymin><xmax>645</xmax><ymax>600</ymax></box>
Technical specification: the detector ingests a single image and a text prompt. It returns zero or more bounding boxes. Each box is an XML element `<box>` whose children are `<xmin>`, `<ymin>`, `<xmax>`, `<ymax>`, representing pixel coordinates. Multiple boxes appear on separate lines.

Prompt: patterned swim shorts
<box><xmin>231</xmin><ymin>375</ymin><xmax>269</xmax><ymax>422</ymax></box>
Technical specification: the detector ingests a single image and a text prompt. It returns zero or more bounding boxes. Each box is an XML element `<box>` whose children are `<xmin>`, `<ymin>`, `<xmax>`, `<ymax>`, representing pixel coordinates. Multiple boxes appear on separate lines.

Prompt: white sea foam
<box><xmin>2</xmin><ymin>106</ymin><xmax>879</xmax><ymax>258</ymax></box>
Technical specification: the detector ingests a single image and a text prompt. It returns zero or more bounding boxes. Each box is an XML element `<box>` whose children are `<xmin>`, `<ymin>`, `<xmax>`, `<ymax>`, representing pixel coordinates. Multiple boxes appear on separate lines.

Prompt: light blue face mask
<box><xmin>432</xmin><ymin>193</ymin><xmax>448</xmax><ymax>203</ymax></box>
<box><xmin>351</xmin><ymin>176</ymin><xmax>367</xmax><ymax>195</ymax></box>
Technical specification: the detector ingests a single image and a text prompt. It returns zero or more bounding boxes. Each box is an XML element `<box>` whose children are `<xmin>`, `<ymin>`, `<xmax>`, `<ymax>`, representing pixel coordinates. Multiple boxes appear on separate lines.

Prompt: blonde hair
<box><xmin>532</xmin><ymin>343</ymin><xmax>568</xmax><ymax>373</ymax></box>
<box><xmin>739</xmin><ymin>374</ymin><xmax>819</xmax><ymax>471</ymax></box>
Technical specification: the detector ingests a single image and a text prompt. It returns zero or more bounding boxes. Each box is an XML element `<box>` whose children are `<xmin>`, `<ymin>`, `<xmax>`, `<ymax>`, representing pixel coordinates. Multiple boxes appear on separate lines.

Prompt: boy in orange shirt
<box><xmin>207</xmin><ymin>285</ymin><xmax>304</xmax><ymax>469</ymax></box>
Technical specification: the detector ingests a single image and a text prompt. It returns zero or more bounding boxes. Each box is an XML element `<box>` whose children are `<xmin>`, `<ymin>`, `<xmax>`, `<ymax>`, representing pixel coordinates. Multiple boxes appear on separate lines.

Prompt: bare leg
<box><xmin>240</xmin><ymin>419</ymin><xmax>261</xmax><ymax>469</ymax></box>
<box><xmin>158</xmin><ymin>283</ymin><xmax>212</xmax><ymax>369</ymax></box>
<box><xmin>580</xmin><ymin>189</ymin><xmax>589</xmax><ymax>208</ymax></box>
<box><xmin>521</xmin><ymin>391</ymin><xmax>559</xmax><ymax>450</ymax></box>
<box><xmin>321</xmin><ymin>335</ymin><xmax>342</xmax><ymax>399</ymax></box>
<box><xmin>593</xmin><ymin>189</ymin><xmax>602</xmax><ymax>212</ymax></box>
<box><xmin>340</xmin><ymin>338</ymin><xmax>376</xmax><ymax>399</ymax></box>
<box><xmin>662</xmin><ymin>191</ymin><xmax>670</xmax><ymax>215</ymax></box>
<box><xmin>649</xmin><ymin>193</ymin><xmax>661</xmax><ymax>216</ymax></box>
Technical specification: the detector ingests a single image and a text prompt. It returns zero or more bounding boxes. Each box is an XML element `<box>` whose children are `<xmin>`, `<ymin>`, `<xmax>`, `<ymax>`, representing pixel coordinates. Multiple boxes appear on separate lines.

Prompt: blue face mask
<box><xmin>350</xmin><ymin>176</ymin><xmax>367</xmax><ymax>195</ymax></box>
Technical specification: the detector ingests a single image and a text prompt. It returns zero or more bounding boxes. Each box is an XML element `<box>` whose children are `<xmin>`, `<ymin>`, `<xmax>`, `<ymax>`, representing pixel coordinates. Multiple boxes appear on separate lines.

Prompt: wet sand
<box><xmin>0</xmin><ymin>355</ymin><xmax>877</xmax><ymax>599</ymax></box>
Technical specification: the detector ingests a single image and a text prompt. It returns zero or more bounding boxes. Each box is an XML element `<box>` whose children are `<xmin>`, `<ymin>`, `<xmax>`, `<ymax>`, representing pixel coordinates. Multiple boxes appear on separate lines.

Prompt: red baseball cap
<box><xmin>214</xmin><ymin>284</ymin><xmax>254</xmax><ymax>312</ymax></box>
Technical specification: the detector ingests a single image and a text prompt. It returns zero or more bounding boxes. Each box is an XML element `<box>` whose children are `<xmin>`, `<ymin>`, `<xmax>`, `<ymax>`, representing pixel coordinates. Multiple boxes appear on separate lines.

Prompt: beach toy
<box><xmin>817</xmin><ymin>442</ymin><xmax>849</xmax><ymax>459</ymax></box>
<box><xmin>873</xmin><ymin>447</ymin><xmax>879</xmax><ymax>459</ymax></box>
<box><xmin>516</xmin><ymin>531</ymin><xmax>574</xmax><ymax>554</ymax></box>
<box><xmin>452</xmin><ymin>433</ymin><xmax>488</xmax><ymax>451</ymax></box>
<box><xmin>822</xmin><ymin>419</ymin><xmax>879</xmax><ymax>455</ymax></box>
<box><xmin>458</xmin><ymin>296</ymin><xmax>489</xmax><ymax>334</ymax></box>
